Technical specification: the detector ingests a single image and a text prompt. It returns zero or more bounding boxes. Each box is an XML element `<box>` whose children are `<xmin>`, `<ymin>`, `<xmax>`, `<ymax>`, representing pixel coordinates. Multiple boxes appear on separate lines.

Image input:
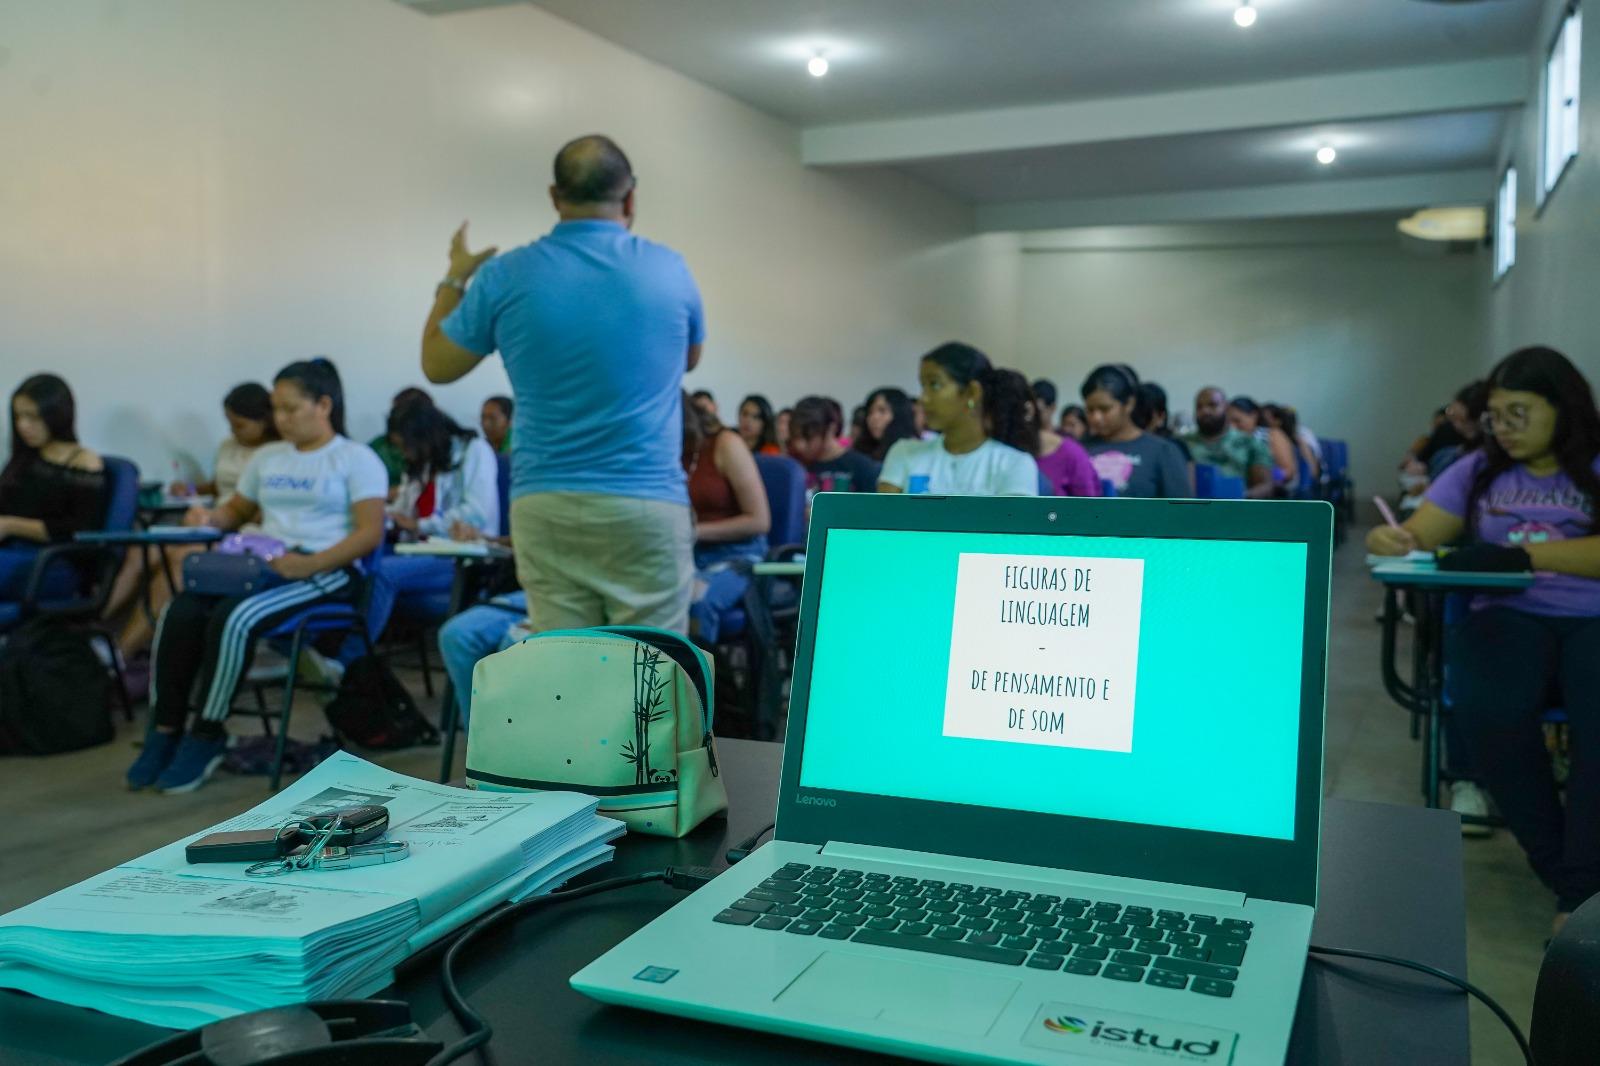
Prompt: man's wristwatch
<box><xmin>438</xmin><ymin>275</ymin><xmax>468</xmax><ymax>292</ymax></box>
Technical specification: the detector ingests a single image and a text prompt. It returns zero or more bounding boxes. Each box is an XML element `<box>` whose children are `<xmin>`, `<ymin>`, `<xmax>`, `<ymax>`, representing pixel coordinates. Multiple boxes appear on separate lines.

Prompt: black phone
<box><xmin>185</xmin><ymin>828</ymin><xmax>300</xmax><ymax>864</ymax></box>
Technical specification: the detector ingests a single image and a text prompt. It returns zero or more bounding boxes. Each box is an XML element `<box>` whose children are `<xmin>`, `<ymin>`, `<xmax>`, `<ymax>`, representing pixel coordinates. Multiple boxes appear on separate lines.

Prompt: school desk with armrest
<box><xmin>1370</xmin><ymin>559</ymin><xmax>1534</xmax><ymax>815</ymax></box>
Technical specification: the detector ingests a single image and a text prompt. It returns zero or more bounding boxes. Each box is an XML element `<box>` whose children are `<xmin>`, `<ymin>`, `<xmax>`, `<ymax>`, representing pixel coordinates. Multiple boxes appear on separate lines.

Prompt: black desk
<box><xmin>0</xmin><ymin>740</ymin><xmax>1469</xmax><ymax>1065</ymax></box>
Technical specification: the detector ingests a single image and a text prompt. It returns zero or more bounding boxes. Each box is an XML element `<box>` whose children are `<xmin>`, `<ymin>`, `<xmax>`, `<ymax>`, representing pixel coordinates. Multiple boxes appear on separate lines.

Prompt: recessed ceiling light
<box><xmin>1233</xmin><ymin>3</ymin><xmax>1258</xmax><ymax>28</ymax></box>
<box><xmin>807</xmin><ymin>55</ymin><xmax>829</xmax><ymax>78</ymax></box>
<box><xmin>1316</xmin><ymin>145</ymin><xmax>1337</xmax><ymax>165</ymax></box>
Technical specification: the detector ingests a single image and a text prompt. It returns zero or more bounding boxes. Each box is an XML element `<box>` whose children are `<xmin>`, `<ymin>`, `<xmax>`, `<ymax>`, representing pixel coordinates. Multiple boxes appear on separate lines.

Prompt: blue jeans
<box><xmin>689</xmin><ymin>536</ymin><xmax>766</xmax><ymax>645</ymax></box>
<box><xmin>438</xmin><ymin>591</ymin><xmax>527</xmax><ymax>726</ymax></box>
<box><xmin>344</xmin><ymin>553</ymin><xmax>457</xmax><ymax>662</ymax></box>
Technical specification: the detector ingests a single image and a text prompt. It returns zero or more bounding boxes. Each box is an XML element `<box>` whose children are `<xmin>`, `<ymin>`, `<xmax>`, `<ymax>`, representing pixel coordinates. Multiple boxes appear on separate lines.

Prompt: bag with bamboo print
<box><xmin>463</xmin><ymin>625</ymin><xmax>728</xmax><ymax>837</ymax></box>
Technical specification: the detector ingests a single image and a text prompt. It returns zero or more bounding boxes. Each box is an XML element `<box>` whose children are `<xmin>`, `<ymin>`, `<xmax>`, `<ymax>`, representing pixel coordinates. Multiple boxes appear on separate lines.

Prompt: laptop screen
<box><xmin>797</xmin><ymin>527</ymin><xmax>1309</xmax><ymax>841</ymax></box>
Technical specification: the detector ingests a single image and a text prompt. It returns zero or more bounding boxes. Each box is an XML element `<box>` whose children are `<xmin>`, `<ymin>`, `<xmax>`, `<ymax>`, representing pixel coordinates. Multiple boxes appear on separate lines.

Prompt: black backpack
<box><xmin>0</xmin><ymin>618</ymin><xmax>113</xmax><ymax>755</ymax></box>
<box><xmin>322</xmin><ymin>654</ymin><xmax>439</xmax><ymax>751</ymax></box>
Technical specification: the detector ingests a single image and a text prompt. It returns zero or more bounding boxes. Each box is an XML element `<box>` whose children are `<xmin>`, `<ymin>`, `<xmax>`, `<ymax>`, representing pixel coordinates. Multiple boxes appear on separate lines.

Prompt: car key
<box><xmin>304</xmin><ymin>841</ymin><xmax>411</xmax><ymax>870</ymax></box>
<box><xmin>301</xmin><ymin>805</ymin><xmax>389</xmax><ymax>847</ymax></box>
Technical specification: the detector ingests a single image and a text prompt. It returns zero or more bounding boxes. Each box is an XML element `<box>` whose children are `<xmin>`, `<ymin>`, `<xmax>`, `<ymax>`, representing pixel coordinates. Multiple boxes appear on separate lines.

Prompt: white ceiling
<box><xmin>524</xmin><ymin>0</ymin><xmax>1539</xmax><ymax>126</ymax></box>
<box><xmin>901</xmin><ymin>109</ymin><xmax>1511</xmax><ymax>203</ymax></box>
<box><xmin>470</xmin><ymin>0</ymin><xmax>1546</xmax><ymax>228</ymax></box>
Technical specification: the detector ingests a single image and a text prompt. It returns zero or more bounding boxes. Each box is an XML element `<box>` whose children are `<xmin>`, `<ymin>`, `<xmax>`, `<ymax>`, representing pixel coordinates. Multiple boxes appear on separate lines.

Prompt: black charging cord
<box><xmin>1308</xmin><ymin>944</ymin><xmax>1533</xmax><ymax>1065</ymax></box>
<box><xmin>725</xmin><ymin>821</ymin><xmax>776</xmax><ymax>865</ymax></box>
<box><xmin>427</xmin><ymin>866</ymin><xmax>719</xmax><ymax>1066</ymax></box>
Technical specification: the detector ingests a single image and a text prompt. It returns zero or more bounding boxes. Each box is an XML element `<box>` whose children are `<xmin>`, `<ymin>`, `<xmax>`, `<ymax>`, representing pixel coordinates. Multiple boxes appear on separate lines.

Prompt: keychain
<box><xmin>244</xmin><ymin>809</ymin><xmax>409</xmax><ymax>877</ymax></box>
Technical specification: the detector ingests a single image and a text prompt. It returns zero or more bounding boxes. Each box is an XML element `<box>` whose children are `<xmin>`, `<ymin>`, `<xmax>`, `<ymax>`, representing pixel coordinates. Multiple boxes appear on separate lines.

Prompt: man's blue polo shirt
<box><xmin>442</xmin><ymin>219</ymin><xmax>704</xmax><ymax>505</ymax></box>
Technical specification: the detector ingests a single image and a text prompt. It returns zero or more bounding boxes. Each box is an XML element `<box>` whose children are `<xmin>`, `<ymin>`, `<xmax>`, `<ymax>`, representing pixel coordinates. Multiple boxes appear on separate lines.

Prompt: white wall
<box><xmin>1014</xmin><ymin>220</ymin><xmax>1487</xmax><ymax>494</ymax></box>
<box><xmin>0</xmin><ymin>0</ymin><xmax>1011</xmax><ymax>478</ymax></box>
<box><xmin>1486</xmin><ymin>0</ymin><xmax>1600</xmax><ymax>373</ymax></box>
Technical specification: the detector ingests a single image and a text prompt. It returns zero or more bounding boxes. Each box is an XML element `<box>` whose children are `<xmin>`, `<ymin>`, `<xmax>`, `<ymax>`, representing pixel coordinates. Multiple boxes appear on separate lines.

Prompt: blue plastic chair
<box><xmin>232</xmin><ymin>543</ymin><xmax>393</xmax><ymax>790</ymax></box>
<box><xmin>1194</xmin><ymin>464</ymin><xmax>1245</xmax><ymax>500</ymax></box>
<box><xmin>754</xmin><ymin>454</ymin><xmax>807</xmax><ymax>549</ymax></box>
<box><xmin>495</xmin><ymin>453</ymin><xmax>511</xmax><ymax>537</ymax></box>
<box><xmin>1100</xmin><ymin>479</ymin><xmax>1117</xmax><ymax>498</ymax></box>
<box><xmin>2</xmin><ymin>456</ymin><xmax>141</xmax><ymax>718</ymax></box>
<box><xmin>1037</xmin><ymin>470</ymin><xmax>1056</xmax><ymax>496</ymax></box>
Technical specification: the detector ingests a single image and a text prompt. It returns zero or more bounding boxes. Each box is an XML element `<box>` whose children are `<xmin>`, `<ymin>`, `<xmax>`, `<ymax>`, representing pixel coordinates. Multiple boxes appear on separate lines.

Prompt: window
<box><xmin>1542</xmin><ymin>5</ymin><xmax>1582</xmax><ymax>201</ymax></box>
<box><xmin>1495</xmin><ymin>165</ymin><xmax>1517</xmax><ymax>280</ymax></box>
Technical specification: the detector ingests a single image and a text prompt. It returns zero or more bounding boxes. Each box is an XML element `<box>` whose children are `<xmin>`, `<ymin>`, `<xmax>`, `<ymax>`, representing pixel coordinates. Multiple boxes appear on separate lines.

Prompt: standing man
<box><xmin>1183</xmin><ymin>386</ymin><xmax>1275</xmax><ymax>499</ymax></box>
<box><xmin>421</xmin><ymin>134</ymin><xmax>703</xmax><ymax>633</ymax></box>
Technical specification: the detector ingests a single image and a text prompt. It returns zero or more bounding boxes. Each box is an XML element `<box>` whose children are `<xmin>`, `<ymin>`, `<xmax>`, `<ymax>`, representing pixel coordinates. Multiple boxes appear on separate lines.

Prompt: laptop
<box><xmin>573</xmin><ymin>493</ymin><xmax>1333</xmax><ymax>1065</ymax></box>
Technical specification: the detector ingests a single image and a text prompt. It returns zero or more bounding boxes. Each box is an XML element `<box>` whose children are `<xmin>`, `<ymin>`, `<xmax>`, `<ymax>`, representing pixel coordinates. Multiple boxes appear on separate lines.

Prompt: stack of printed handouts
<box><xmin>0</xmin><ymin>752</ymin><xmax>623</xmax><ymax>1029</ymax></box>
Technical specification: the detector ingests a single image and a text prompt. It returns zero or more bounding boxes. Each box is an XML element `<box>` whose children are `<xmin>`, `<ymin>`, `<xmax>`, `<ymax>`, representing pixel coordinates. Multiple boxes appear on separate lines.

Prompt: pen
<box><xmin>1373</xmin><ymin>496</ymin><xmax>1403</xmax><ymax>530</ymax></box>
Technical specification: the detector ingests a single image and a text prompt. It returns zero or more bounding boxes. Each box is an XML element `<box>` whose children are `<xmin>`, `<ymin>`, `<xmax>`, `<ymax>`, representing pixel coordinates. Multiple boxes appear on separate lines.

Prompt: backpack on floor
<box><xmin>322</xmin><ymin>655</ymin><xmax>439</xmax><ymax>751</ymax></box>
<box><xmin>464</xmin><ymin>626</ymin><xmax>728</xmax><ymax>837</ymax></box>
<box><xmin>0</xmin><ymin>618</ymin><xmax>113</xmax><ymax>756</ymax></box>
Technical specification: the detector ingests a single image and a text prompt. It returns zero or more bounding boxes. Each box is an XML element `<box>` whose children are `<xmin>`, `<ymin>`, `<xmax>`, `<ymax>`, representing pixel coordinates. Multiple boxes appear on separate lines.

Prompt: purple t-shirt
<box><xmin>1036</xmin><ymin>437</ymin><xmax>1103</xmax><ymax>498</ymax></box>
<box><xmin>1426</xmin><ymin>450</ymin><xmax>1600</xmax><ymax>616</ymax></box>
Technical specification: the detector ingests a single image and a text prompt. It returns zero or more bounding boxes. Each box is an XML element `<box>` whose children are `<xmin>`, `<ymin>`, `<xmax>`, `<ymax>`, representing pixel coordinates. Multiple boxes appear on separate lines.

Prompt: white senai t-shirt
<box><xmin>879</xmin><ymin>436</ymin><xmax>1040</xmax><ymax>497</ymax></box>
<box><xmin>236</xmin><ymin>437</ymin><xmax>388</xmax><ymax>552</ymax></box>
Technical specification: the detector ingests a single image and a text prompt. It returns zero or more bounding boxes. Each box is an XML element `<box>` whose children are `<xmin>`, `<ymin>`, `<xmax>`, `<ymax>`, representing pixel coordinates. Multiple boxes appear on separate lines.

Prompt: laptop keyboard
<box><xmin>712</xmin><ymin>863</ymin><xmax>1251</xmax><ymax>999</ymax></box>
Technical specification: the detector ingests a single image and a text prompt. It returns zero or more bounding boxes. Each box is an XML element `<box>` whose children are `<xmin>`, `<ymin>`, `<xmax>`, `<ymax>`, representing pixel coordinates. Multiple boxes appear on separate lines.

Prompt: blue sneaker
<box><xmin>126</xmin><ymin>731</ymin><xmax>180</xmax><ymax>790</ymax></box>
<box><xmin>156</xmin><ymin>734</ymin><xmax>229</xmax><ymax>794</ymax></box>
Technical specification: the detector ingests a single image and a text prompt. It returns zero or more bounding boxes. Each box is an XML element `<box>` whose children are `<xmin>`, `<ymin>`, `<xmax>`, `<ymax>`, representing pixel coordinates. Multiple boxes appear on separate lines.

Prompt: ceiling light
<box><xmin>1233</xmin><ymin>3</ymin><xmax>1258</xmax><ymax>28</ymax></box>
<box><xmin>807</xmin><ymin>55</ymin><xmax>829</xmax><ymax>78</ymax></box>
<box><xmin>1316</xmin><ymin>145</ymin><xmax>1337</xmax><ymax>165</ymax></box>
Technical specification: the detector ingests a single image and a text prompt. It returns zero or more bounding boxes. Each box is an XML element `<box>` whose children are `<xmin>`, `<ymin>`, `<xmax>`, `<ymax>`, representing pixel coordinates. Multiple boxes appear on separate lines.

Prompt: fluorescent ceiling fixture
<box><xmin>807</xmin><ymin>55</ymin><xmax>829</xmax><ymax>77</ymax></box>
<box><xmin>1233</xmin><ymin>3</ymin><xmax>1258</xmax><ymax>28</ymax></box>
<box><xmin>1315</xmin><ymin>145</ymin><xmax>1337</xmax><ymax>165</ymax></box>
<box><xmin>1398</xmin><ymin>206</ymin><xmax>1487</xmax><ymax>243</ymax></box>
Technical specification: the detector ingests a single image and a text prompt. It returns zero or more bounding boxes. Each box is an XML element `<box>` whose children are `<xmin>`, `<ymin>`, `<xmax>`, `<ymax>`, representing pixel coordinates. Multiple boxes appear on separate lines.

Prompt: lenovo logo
<box><xmin>794</xmin><ymin>795</ymin><xmax>837</xmax><ymax>808</ymax></box>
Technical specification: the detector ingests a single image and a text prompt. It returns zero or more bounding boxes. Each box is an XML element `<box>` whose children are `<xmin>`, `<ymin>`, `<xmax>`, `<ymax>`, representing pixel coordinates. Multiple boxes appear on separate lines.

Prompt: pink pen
<box><xmin>1373</xmin><ymin>496</ymin><xmax>1403</xmax><ymax>530</ymax></box>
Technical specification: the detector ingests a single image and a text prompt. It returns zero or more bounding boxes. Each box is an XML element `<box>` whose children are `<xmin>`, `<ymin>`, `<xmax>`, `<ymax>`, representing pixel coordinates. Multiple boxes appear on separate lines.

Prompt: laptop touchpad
<box><xmin>774</xmin><ymin>952</ymin><xmax>1019</xmax><ymax>1036</ymax></box>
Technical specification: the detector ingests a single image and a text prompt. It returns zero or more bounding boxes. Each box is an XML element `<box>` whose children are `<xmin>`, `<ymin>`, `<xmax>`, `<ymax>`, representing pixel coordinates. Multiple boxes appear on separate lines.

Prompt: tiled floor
<box><xmin>0</xmin><ymin>539</ymin><xmax>1553</xmax><ymax>1064</ymax></box>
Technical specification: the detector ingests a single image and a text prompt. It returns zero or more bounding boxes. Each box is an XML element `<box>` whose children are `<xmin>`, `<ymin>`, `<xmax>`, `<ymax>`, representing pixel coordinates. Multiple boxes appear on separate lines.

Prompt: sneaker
<box><xmin>155</xmin><ymin>734</ymin><xmax>229</xmax><ymax>794</ymax></box>
<box><xmin>296</xmin><ymin>647</ymin><xmax>346</xmax><ymax>705</ymax></box>
<box><xmin>1450</xmin><ymin>781</ymin><xmax>1494</xmax><ymax>837</ymax></box>
<box><xmin>125</xmin><ymin>731</ymin><xmax>180</xmax><ymax>790</ymax></box>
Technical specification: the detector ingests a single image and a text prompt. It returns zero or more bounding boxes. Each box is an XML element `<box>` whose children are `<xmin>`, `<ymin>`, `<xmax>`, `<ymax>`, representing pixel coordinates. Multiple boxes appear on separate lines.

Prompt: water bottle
<box><xmin>172</xmin><ymin>461</ymin><xmax>195</xmax><ymax>499</ymax></box>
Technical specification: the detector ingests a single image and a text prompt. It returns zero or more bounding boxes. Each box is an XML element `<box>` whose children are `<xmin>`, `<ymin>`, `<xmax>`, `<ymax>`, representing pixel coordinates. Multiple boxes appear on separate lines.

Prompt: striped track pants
<box><xmin>150</xmin><ymin>569</ymin><xmax>353</xmax><ymax>732</ymax></box>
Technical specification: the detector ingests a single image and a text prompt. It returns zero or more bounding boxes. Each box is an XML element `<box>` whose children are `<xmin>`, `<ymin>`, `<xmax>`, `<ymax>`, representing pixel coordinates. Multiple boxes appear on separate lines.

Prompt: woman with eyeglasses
<box><xmin>1368</xmin><ymin>346</ymin><xmax>1600</xmax><ymax>938</ymax></box>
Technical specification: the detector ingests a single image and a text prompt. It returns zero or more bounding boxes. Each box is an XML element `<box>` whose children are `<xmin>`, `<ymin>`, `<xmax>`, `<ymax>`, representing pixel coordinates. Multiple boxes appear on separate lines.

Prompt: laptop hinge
<box><xmin>819</xmin><ymin>841</ymin><xmax>1248</xmax><ymax>909</ymax></box>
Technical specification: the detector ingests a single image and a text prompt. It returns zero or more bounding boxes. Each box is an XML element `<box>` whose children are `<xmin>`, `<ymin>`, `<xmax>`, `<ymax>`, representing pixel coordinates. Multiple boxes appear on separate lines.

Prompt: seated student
<box><xmin>1368</xmin><ymin>346</ymin><xmax>1600</xmax><ymax>935</ymax></box>
<box><xmin>736</xmin><ymin>394</ymin><xmax>781</xmax><ymax>455</ymax></box>
<box><xmin>367</xmin><ymin>401</ymin><xmax>500</xmax><ymax>641</ymax></box>
<box><xmin>878</xmin><ymin>343</ymin><xmax>1040</xmax><ymax>497</ymax></box>
<box><xmin>1058</xmin><ymin>404</ymin><xmax>1089</xmax><ymax>441</ymax></box>
<box><xmin>0</xmin><ymin>374</ymin><xmax>107</xmax><ymax>610</ymax></box>
<box><xmin>848</xmin><ymin>404</ymin><xmax>868</xmax><ymax>448</ymax></box>
<box><xmin>1031</xmin><ymin>379</ymin><xmax>1058</xmax><ymax>434</ymax></box>
<box><xmin>125</xmin><ymin>359</ymin><xmax>386</xmax><ymax>794</ymax></box>
<box><xmin>1080</xmin><ymin>364</ymin><xmax>1188</xmax><ymax>498</ymax></box>
<box><xmin>691</xmin><ymin>389</ymin><xmax>719</xmax><ymax>427</ymax></box>
<box><xmin>1265</xmin><ymin>402</ymin><xmax>1322</xmax><ymax>477</ymax></box>
<box><xmin>109</xmin><ymin>383</ymin><xmax>279</xmax><ymax>660</ymax></box>
<box><xmin>1021</xmin><ymin>379</ymin><xmax>1100</xmax><ymax>498</ymax></box>
<box><xmin>1184</xmin><ymin>386</ymin><xmax>1275</xmax><ymax>499</ymax></box>
<box><xmin>1403</xmin><ymin>402</ymin><xmax>1464</xmax><ymax>477</ymax></box>
<box><xmin>1422</xmin><ymin>383</ymin><xmax>1489</xmax><ymax>478</ymax></box>
<box><xmin>1137</xmin><ymin>383</ymin><xmax>1190</xmax><ymax>461</ymax></box>
<box><xmin>787</xmin><ymin>396</ymin><xmax>881</xmax><ymax>492</ymax></box>
<box><xmin>436</xmin><ymin>520</ymin><xmax>525</xmax><ymax>730</ymax></box>
<box><xmin>369</xmin><ymin>386</ymin><xmax>432</xmax><ymax>488</ymax></box>
<box><xmin>1227</xmin><ymin>396</ymin><xmax>1299</xmax><ymax>492</ymax></box>
<box><xmin>852</xmin><ymin>387</ymin><xmax>917</xmax><ymax>462</ymax></box>
<box><xmin>774</xmin><ymin>407</ymin><xmax>793</xmax><ymax>453</ymax></box>
<box><xmin>480</xmin><ymin>395</ymin><xmax>513</xmax><ymax>456</ymax></box>
<box><xmin>684</xmin><ymin>395</ymin><xmax>771</xmax><ymax>643</ymax></box>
